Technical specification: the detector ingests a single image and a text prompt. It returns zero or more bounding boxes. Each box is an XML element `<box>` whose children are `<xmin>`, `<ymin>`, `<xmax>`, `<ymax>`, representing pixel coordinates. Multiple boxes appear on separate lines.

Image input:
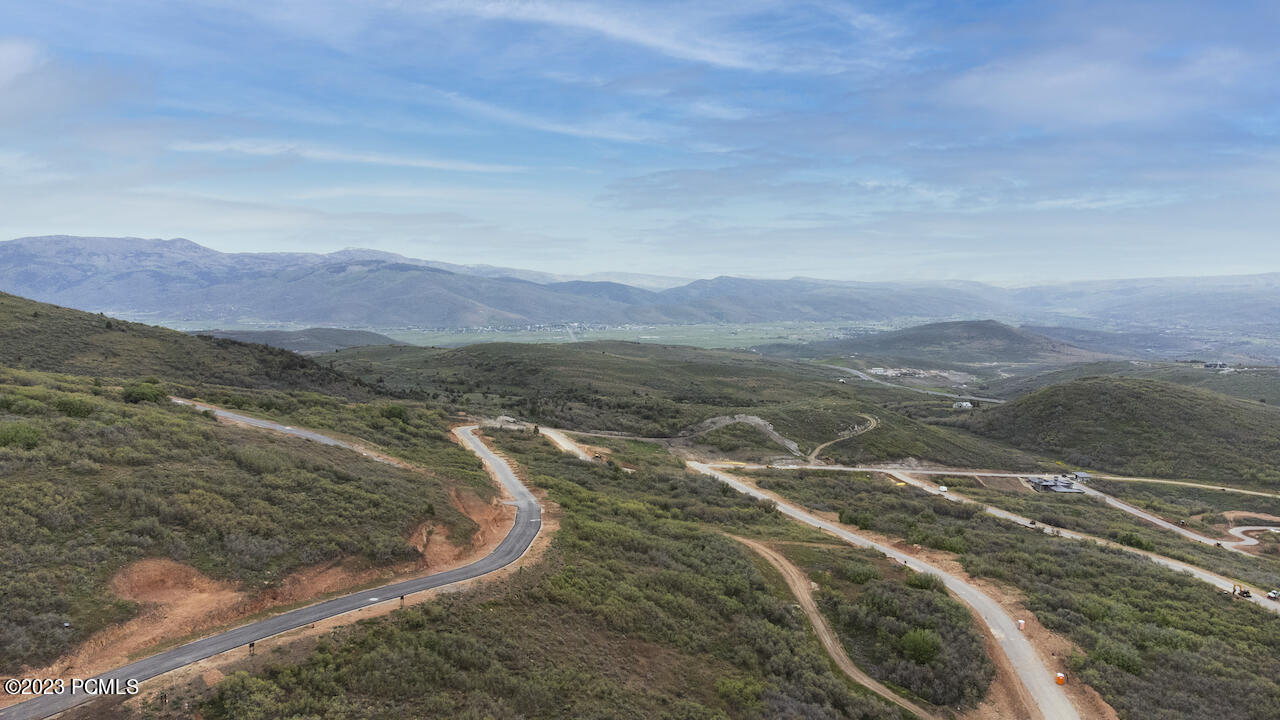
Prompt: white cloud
<box><xmin>0</xmin><ymin>38</ymin><xmax>44</xmax><ymax>88</ymax></box>
<box><xmin>432</xmin><ymin>89</ymin><xmax>670</xmax><ymax>143</ymax></box>
<box><xmin>170</xmin><ymin>138</ymin><xmax>524</xmax><ymax>173</ymax></box>
<box><xmin>945</xmin><ymin>41</ymin><xmax>1263</xmax><ymax>127</ymax></box>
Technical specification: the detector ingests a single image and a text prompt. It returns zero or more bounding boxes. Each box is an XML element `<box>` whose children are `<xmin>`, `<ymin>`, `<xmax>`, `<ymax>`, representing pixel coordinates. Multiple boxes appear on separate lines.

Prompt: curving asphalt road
<box><xmin>0</xmin><ymin>424</ymin><xmax>540</xmax><ymax>720</ymax></box>
<box><xmin>688</xmin><ymin>461</ymin><xmax>1079</xmax><ymax>720</ymax></box>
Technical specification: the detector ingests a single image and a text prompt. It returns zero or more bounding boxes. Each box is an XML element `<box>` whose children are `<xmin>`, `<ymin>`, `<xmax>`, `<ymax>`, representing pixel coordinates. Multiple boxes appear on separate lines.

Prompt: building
<box><xmin>1029</xmin><ymin>476</ymin><xmax>1086</xmax><ymax>493</ymax></box>
<box><xmin>953</xmin><ymin>401</ymin><xmax>973</xmax><ymax>410</ymax></box>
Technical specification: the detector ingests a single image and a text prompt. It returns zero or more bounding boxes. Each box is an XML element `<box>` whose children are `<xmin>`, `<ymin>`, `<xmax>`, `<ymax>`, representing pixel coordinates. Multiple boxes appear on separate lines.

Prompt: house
<box><xmin>953</xmin><ymin>401</ymin><xmax>973</xmax><ymax>410</ymax></box>
<box><xmin>1029</xmin><ymin>476</ymin><xmax>1086</xmax><ymax>493</ymax></box>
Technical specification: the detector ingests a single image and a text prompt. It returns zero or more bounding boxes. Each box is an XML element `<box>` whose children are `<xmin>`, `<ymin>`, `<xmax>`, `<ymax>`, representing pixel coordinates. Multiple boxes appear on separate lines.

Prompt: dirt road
<box><xmin>731</xmin><ymin>536</ymin><xmax>940</xmax><ymax>720</ymax></box>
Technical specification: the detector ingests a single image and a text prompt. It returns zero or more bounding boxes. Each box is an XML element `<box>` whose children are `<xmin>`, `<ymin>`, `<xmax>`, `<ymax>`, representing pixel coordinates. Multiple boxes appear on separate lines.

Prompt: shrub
<box><xmin>905</xmin><ymin>572</ymin><xmax>946</xmax><ymax>593</ymax></box>
<box><xmin>0</xmin><ymin>422</ymin><xmax>41</xmax><ymax>449</ymax></box>
<box><xmin>901</xmin><ymin>628</ymin><xmax>943</xmax><ymax>664</ymax></box>
<box><xmin>122</xmin><ymin>382</ymin><xmax>167</xmax><ymax>404</ymax></box>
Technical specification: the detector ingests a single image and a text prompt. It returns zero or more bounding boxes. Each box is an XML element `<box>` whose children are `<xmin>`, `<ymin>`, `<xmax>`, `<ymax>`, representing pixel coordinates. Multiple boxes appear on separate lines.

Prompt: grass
<box><xmin>964</xmin><ymin>377</ymin><xmax>1280</xmax><ymax>488</ymax></box>
<box><xmin>0</xmin><ymin>368</ymin><xmax>480</xmax><ymax>674</ymax></box>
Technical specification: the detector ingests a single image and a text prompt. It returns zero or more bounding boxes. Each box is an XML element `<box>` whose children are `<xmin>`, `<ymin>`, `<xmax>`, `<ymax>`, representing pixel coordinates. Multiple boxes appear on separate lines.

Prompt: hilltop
<box><xmin>770</xmin><ymin>320</ymin><xmax>1103</xmax><ymax>364</ymax></box>
<box><xmin>0</xmin><ymin>291</ymin><xmax>365</xmax><ymax>395</ymax></box>
<box><xmin>190</xmin><ymin>327</ymin><xmax>400</xmax><ymax>354</ymax></box>
<box><xmin>966</xmin><ymin>377</ymin><xmax>1280</xmax><ymax>487</ymax></box>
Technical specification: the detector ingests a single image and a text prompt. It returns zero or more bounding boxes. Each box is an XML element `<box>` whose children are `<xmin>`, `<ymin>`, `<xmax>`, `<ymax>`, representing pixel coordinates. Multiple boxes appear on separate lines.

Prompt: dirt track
<box><xmin>731</xmin><ymin>536</ymin><xmax>940</xmax><ymax>720</ymax></box>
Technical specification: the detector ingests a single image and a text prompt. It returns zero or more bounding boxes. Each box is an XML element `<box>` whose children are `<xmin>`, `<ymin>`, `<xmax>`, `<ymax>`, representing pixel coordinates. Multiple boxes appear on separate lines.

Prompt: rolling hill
<box><xmin>0</xmin><ymin>291</ymin><xmax>365</xmax><ymax>394</ymax></box>
<box><xmin>769</xmin><ymin>320</ymin><xmax>1105</xmax><ymax>364</ymax></box>
<box><xmin>329</xmin><ymin>340</ymin><xmax>1049</xmax><ymax>470</ymax></box>
<box><xmin>966</xmin><ymin>377</ymin><xmax>1280</xmax><ymax>487</ymax></box>
<box><xmin>190</xmin><ymin>327</ymin><xmax>400</xmax><ymax>354</ymax></box>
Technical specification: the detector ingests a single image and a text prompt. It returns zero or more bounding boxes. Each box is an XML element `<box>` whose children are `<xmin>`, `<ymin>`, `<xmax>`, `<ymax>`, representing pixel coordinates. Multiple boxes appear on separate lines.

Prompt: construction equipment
<box><xmin>1233</xmin><ymin>584</ymin><xmax>1252</xmax><ymax>598</ymax></box>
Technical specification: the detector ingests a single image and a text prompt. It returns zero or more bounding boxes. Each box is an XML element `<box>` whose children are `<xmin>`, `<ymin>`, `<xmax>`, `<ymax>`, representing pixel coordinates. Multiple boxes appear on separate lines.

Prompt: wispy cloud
<box><xmin>0</xmin><ymin>37</ymin><xmax>45</xmax><ymax>88</ymax></box>
<box><xmin>432</xmin><ymin>89</ymin><xmax>670</xmax><ymax>143</ymax></box>
<box><xmin>170</xmin><ymin>139</ymin><xmax>524</xmax><ymax>173</ymax></box>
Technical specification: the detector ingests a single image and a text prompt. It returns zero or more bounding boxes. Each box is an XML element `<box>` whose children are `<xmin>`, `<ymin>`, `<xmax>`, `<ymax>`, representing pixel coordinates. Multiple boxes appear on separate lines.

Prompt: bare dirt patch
<box><xmin>1222</xmin><ymin>510</ymin><xmax>1280</xmax><ymax>525</ymax></box>
<box><xmin>976</xmin><ymin>475</ymin><xmax>1031</xmax><ymax>493</ymax></box>
<box><xmin>72</xmin><ymin>493</ymin><xmax>561</xmax><ymax>720</ymax></box>
<box><xmin>4</xmin><ymin>481</ymin><xmax>517</xmax><ymax>713</ymax></box>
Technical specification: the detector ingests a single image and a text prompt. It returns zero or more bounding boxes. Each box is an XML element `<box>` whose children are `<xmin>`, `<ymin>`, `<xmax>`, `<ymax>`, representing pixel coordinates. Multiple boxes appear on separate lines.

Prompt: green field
<box><xmin>379</xmin><ymin>321</ymin><xmax>884</xmax><ymax>349</ymax></box>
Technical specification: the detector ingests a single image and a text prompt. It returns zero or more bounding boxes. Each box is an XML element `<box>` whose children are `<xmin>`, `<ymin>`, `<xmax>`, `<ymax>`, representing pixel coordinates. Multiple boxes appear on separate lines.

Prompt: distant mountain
<box><xmin>190</xmin><ymin>328</ymin><xmax>401</xmax><ymax>354</ymax></box>
<box><xmin>0</xmin><ymin>236</ymin><xmax>1010</xmax><ymax>327</ymax></box>
<box><xmin>1011</xmin><ymin>274</ymin><xmax>1280</xmax><ymax>329</ymax></box>
<box><xmin>4</xmin><ymin>236</ymin><xmax>1280</xmax><ymax>335</ymax></box>
<box><xmin>966</xmin><ymin>377</ymin><xmax>1280</xmax><ymax>487</ymax></box>
<box><xmin>767</xmin><ymin>320</ymin><xmax>1103</xmax><ymax>364</ymax></box>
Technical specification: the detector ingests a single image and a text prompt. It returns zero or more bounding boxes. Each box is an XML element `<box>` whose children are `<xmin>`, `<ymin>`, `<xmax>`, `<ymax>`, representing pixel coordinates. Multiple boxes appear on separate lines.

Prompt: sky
<box><xmin>1</xmin><ymin>0</ymin><xmax>1278</xmax><ymax>284</ymax></box>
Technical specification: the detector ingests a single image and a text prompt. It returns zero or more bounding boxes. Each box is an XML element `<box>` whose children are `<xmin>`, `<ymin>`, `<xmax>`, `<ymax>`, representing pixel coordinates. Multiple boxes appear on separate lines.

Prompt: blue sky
<box><xmin>1</xmin><ymin>0</ymin><xmax>1278</xmax><ymax>283</ymax></box>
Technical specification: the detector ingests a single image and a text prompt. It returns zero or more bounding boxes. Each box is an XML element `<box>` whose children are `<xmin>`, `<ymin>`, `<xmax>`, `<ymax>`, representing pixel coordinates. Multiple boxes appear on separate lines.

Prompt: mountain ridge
<box><xmin>4</xmin><ymin>236</ymin><xmax>1280</xmax><ymax>333</ymax></box>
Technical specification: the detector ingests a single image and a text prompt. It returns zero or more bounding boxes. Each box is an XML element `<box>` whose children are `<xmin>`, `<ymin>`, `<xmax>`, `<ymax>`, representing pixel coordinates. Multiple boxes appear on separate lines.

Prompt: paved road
<box><xmin>729</xmin><ymin>463</ymin><xmax>1280</xmax><ymax>614</ymax></box>
<box><xmin>819</xmin><ymin>364</ymin><xmax>1007</xmax><ymax>404</ymax></box>
<box><xmin>688</xmin><ymin>462</ymin><xmax>1078</xmax><ymax>720</ymax></box>
<box><xmin>0</xmin><ymin>424</ymin><xmax>540</xmax><ymax>720</ymax></box>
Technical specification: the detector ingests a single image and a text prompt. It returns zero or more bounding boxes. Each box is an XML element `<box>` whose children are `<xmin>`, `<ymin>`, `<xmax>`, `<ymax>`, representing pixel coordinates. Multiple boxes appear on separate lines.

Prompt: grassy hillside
<box><xmin>0</xmin><ymin>292</ymin><xmax>366</xmax><ymax>394</ymax></box>
<box><xmin>135</xmin><ymin>430</ymin><xmax>934</xmax><ymax>720</ymax></box>
<box><xmin>330</xmin><ymin>341</ymin><xmax>1049</xmax><ymax>469</ymax></box>
<box><xmin>967</xmin><ymin>377</ymin><xmax>1280</xmax><ymax>487</ymax></box>
<box><xmin>189</xmin><ymin>328</ymin><xmax>400</xmax><ymax>354</ymax></box>
<box><xmin>0</xmin><ymin>368</ymin><xmax>487</xmax><ymax>673</ymax></box>
<box><xmin>987</xmin><ymin>360</ymin><xmax>1280</xmax><ymax>404</ymax></box>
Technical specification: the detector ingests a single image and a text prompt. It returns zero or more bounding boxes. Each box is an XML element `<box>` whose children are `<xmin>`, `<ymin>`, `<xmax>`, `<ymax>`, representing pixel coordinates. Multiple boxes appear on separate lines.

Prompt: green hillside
<box><xmin>768</xmin><ymin>320</ymin><xmax>1104</xmax><ymax>364</ymax></box>
<box><xmin>967</xmin><ymin>377</ymin><xmax>1280</xmax><ymax>486</ymax></box>
<box><xmin>331</xmin><ymin>341</ymin><xmax>1049</xmax><ymax>470</ymax></box>
<box><xmin>190</xmin><ymin>327</ymin><xmax>401</xmax><ymax>354</ymax></box>
<box><xmin>987</xmin><ymin>360</ymin><xmax>1280</xmax><ymax>404</ymax></box>
<box><xmin>0</xmin><ymin>367</ymin><xmax>486</xmax><ymax>673</ymax></box>
<box><xmin>0</xmin><ymin>292</ymin><xmax>365</xmax><ymax>394</ymax></box>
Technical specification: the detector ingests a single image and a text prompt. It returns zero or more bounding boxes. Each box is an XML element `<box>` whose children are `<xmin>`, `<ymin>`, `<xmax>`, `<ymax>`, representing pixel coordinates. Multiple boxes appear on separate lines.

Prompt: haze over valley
<box><xmin>3</xmin><ymin>2</ymin><xmax>1279</xmax><ymax>720</ymax></box>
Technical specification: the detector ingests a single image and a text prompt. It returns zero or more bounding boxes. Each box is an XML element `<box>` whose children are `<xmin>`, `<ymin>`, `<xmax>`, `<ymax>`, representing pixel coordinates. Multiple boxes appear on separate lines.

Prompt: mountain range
<box><xmin>2</xmin><ymin>236</ymin><xmax>1279</xmax><ymax>336</ymax></box>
